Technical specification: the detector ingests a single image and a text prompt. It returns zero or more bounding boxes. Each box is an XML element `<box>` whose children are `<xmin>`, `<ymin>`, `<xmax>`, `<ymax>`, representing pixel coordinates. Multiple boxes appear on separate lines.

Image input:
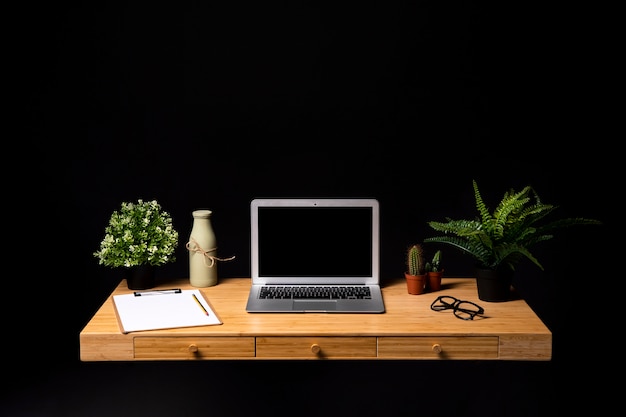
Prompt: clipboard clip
<box><xmin>134</xmin><ymin>288</ymin><xmax>182</xmax><ymax>297</ymax></box>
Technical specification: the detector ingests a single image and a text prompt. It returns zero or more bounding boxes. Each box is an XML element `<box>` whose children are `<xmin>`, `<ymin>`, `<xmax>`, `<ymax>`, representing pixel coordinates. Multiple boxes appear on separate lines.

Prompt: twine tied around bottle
<box><xmin>186</xmin><ymin>238</ymin><xmax>236</xmax><ymax>268</ymax></box>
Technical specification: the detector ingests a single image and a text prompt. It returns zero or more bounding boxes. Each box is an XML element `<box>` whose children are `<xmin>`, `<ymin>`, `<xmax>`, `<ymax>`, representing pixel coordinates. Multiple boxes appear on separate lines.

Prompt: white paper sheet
<box><xmin>112</xmin><ymin>289</ymin><xmax>221</xmax><ymax>333</ymax></box>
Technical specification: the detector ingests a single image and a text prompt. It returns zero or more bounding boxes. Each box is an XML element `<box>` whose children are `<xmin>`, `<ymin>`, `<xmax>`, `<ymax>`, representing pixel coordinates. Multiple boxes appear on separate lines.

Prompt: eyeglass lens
<box><xmin>430</xmin><ymin>296</ymin><xmax>457</xmax><ymax>311</ymax></box>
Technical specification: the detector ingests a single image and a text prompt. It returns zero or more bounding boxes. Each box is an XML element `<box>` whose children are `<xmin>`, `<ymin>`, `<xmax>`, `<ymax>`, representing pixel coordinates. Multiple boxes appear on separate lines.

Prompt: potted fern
<box><xmin>424</xmin><ymin>180</ymin><xmax>601</xmax><ymax>301</ymax></box>
<box><xmin>404</xmin><ymin>244</ymin><xmax>426</xmax><ymax>295</ymax></box>
<box><xmin>93</xmin><ymin>199</ymin><xmax>179</xmax><ymax>290</ymax></box>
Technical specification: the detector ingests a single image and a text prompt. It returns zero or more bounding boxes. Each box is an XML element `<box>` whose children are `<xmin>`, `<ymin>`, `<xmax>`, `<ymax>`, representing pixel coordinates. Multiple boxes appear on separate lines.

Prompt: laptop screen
<box><xmin>251</xmin><ymin>199</ymin><xmax>380</xmax><ymax>285</ymax></box>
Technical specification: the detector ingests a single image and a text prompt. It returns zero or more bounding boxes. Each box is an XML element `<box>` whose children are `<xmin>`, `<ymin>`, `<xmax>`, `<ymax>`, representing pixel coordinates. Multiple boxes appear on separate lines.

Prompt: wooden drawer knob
<box><xmin>188</xmin><ymin>344</ymin><xmax>199</xmax><ymax>353</ymax></box>
<box><xmin>432</xmin><ymin>343</ymin><xmax>442</xmax><ymax>354</ymax></box>
<box><xmin>310</xmin><ymin>343</ymin><xmax>321</xmax><ymax>354</ymax></box>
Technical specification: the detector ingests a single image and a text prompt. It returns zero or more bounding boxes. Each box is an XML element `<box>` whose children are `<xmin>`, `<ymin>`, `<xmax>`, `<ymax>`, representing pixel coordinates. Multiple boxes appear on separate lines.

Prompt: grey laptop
<box><xmin>245</xmin><ymin>198</ymin><xmax>385</xmax><ymax>313</ymax></box>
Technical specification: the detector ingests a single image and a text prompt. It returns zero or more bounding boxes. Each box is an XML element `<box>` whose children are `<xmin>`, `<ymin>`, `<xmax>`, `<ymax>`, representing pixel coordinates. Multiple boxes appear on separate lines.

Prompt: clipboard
<box><xmin>112</xmin><ymin>288</ymin><xmax>222</xmax><ymax>333</ymax></box>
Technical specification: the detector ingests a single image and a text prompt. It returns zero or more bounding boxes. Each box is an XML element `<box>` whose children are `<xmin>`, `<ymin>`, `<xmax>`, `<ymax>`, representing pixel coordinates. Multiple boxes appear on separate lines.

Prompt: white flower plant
<box><xmin>94</xmin><ymin>199</ymin><xmax>179</xmax><ymax>268</ymax></box>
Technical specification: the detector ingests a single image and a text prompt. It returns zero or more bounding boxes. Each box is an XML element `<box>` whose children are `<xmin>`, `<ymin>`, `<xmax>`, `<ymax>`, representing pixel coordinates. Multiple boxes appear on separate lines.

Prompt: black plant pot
<box><xmin>475</xmin><ymin>267</ymin><xmax>514</xmax><ymax>302</ymax></box>
<box><xmin>125</xmin><ymin>265</ymin><xmax>156</xmax><ymax>290</ymax></box>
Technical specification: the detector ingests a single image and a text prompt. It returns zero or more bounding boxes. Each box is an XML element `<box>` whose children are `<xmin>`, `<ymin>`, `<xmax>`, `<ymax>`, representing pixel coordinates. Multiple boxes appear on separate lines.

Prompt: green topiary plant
<box><xmin>406</xmin><ymin>244</ymin><xmax>425</xmax><ymax>276</ymax></box>
<box><xmin>94</xmin><ymin>199</ymin><xmax>179</xmax><ymax>268</ymax></box>
<box><xmin>424</xmin><ymin>180</ymin><xmax>602</xmax><ymax>272</ymax></box>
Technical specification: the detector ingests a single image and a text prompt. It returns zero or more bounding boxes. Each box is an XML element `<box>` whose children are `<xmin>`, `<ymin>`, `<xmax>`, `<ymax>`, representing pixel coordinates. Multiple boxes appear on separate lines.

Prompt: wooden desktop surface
<box><xmin>79</xmin><ymin>277</ymin><xmax>552</xmax><ymax>361</ymax></box>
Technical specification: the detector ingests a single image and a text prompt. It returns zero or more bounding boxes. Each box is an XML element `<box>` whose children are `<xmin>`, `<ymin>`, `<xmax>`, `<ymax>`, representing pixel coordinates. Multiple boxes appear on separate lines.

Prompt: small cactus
<box><xmin>426</xmin><ymin>249</ymin><xmax>442</xmax><ymax>272</ymax></box>
<box><xmin>406</xmin><ymin>244</ymin><xmax>425</xmax><ymax>276</ymax></box>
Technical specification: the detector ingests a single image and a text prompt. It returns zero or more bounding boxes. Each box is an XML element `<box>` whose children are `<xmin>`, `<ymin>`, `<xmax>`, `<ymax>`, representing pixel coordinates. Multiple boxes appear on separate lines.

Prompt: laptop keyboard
<box><xmin>259</xmin><ymin>286</ymin><xmax>372</xmax><ymax>300</ymax></box>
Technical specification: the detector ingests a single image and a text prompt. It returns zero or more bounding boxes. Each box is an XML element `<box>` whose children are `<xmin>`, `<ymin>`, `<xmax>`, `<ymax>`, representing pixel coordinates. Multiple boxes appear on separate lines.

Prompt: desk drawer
<box><xmin>134</xmin><ymin>337</ymin><xmax>255</xmax><ymax>359</ymax></box>
<box><xmin>256</xmin><ymin>337</ymin><xmax>377</xmax><ymax>358</ymax></box>
<box><xmin>378</xmin><ymin>337</ymin><xmax>499</xmax><ymax>359</ymax></box>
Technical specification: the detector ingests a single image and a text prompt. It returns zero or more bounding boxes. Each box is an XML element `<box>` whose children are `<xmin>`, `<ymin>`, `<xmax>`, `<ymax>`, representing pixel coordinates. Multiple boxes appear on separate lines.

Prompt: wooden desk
<box><xmin>80</xmin><ymin>277</ymin><xmax>551</xmax><ymax>361</ymax></box>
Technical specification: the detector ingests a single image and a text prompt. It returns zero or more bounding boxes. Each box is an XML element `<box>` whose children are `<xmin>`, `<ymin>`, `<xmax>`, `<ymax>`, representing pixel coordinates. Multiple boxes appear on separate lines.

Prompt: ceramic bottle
<box><xmin>188</xmin><ymin>210</ymin><xmax>218</xmax><ymax>287</ymax></box>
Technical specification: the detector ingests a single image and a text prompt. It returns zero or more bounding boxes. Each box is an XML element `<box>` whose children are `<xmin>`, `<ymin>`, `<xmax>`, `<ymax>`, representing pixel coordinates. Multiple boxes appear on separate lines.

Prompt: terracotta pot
<box><xmin>405</xmin><ymin>272</ymin><xmax>426</xmax><ymax>295</ymax></box>
<box><xmin>426</xmin><ymin>270</ymin><xmax>444</xmax><ymax>292</ymax></box>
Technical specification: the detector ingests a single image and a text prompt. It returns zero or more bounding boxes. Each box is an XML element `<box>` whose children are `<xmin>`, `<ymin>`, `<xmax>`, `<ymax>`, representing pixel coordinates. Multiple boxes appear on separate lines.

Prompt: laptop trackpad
<box><xmin>293</xmin><ymin>300</ymin><xmax>337</xmax><ymax>311</ymax></box>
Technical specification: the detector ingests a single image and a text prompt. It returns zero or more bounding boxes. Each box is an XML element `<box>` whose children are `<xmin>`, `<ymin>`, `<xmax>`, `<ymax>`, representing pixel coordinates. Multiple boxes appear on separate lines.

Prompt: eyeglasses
<box><xmin>430</xmin><ymin>295</ymin><xmax>485</xmax><ymax>320</ymax></box>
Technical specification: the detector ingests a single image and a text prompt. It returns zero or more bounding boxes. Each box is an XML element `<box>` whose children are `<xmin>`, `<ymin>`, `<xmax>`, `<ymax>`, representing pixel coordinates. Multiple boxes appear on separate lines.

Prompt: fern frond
<box><xmin>473</xmin><ymin>179</ymin><xmax>492</xmax><ymax>224</ymax></box>
<box><xmin>427</xmin><ymin>219</ymin><xmax>482</xmax><ymax>236</ymax></box>
<box><xmin>494</xmin><ymin>243</ymin><xmax>543</xmax><ymax>271</ymax></box>
<box><xmin>423</xmin><ymin>235</ymin><xmax>493</xmax><ymax>267</ymax></box>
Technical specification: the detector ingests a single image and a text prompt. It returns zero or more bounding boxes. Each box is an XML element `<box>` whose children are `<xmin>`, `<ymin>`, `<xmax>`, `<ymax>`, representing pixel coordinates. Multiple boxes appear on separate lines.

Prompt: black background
<box><xmin>5</xmin><ymin>1</ymin><xmax>613</xmax><ymax>416</ymax></box>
